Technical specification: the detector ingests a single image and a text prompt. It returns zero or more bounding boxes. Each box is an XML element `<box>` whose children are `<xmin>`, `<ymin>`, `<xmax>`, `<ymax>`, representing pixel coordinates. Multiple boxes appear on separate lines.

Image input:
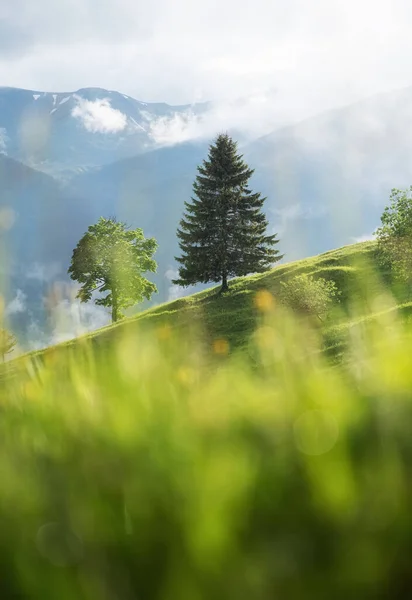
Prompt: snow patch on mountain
<box><xmin>130</xmin><ymin>117</ymin><xmax>146</xmax><ymax>132</ymax></box>
<box><xmin>33</xmin><ymin>94</ymin><xmax>40</xmax><ymax>101</ymax></box>
<box><xmin>71</xmin><ymin>95</ymin><xmax>127</xmax><ymax>134</ymax></box>
<box><xmin>59</xmin><ymin>96</ymin><xmax>71</xmax><ymax>105</ymax></box>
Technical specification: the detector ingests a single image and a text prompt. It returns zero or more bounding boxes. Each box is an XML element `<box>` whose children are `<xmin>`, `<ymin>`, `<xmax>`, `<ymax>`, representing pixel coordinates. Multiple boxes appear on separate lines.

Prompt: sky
<box><xmin>1</xmin><ymin>0</ymin><xmax>412</xmax><ymax>119</ymax></box>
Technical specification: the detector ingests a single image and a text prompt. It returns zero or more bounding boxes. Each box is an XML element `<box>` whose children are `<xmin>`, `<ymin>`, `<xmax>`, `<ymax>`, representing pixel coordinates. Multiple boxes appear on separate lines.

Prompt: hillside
<box><xmin>3</xmin><ymin>239</ymin><xmax>412</xmax><ymax>598</ymax></box>
<box><xmin>11</xmin><ymin>239</ymin><xmax>409</xmax><ymax>372</ymax></box>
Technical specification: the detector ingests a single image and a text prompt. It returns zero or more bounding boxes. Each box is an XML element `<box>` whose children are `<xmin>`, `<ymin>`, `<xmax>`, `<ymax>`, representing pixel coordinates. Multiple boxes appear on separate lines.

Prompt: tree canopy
<box><xmin>279</xmin><ymin>274</ymin><xmax>340</xmax><ymax>321</ymax></box>
<box><xmin>376</xmin><ymin>187</ymin><xmax>412</xmax><ymax>282</ymax></box>
<box><xmin>174</xmin><ymin>133</ymin><xmax>282</xmax><ymax>291</ymax></box>
<box><xmin>69</xmin><ymin>217</ymin><xmax>158</xmax><ymax>322</ymax></box>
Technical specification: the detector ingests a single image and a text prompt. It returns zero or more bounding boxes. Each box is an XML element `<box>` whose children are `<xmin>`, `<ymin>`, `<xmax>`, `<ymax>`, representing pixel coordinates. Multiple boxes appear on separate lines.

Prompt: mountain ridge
<box><xmin>0</xmin><ymin>86</ymin><xmax>210</xmax><ymax>178</ymax></box>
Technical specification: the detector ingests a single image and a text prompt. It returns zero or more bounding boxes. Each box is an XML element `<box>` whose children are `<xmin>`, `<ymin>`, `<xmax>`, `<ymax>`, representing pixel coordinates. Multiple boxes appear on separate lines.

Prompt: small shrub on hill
<box><xmin>279</xmin><ymin>273</ymin><xmax>340</xmax><ymax>321</ymax></box>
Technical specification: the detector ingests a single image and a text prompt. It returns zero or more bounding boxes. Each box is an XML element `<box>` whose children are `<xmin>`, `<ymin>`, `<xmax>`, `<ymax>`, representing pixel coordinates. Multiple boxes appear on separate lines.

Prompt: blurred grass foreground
<box><xmin>2</xmin><ymin>245</ymin><xmax>412</xmax><ymax>598</ymax></box>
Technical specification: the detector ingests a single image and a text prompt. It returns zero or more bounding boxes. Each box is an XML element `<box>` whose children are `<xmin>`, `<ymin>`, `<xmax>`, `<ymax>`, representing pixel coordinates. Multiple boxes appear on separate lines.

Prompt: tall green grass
<box><xmin>2</xmin><ymin>261</ymin><xmax>412</xmax><ymax>598</ymax></box>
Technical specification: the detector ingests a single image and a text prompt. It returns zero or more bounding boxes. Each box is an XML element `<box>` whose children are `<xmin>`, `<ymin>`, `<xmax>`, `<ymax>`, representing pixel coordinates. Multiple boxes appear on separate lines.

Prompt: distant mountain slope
<box><xmin>244</xmin><ymin>86</ymin><xmax>412</xmax><ymax>257</ymax></box>
<box><xmin>0</xmin><ymin>87</ymin><xmax>209</xmax><ymax>178</ymax></box>
<box><xmin>0</xmin><ymin>154</ymin><xmax>98</xmax><ymax>341</ymax></box>
<box><xmin>0</xmin><ymin>155</ymin><xmax>80</xmax><ymax>262</ymax></box>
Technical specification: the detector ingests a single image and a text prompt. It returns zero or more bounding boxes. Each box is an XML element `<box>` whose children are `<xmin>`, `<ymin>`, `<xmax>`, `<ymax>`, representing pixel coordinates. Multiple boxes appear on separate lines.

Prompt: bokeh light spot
<box><xmin>156</xmin><ymin>324</ymin><xmax>172</xmax><ymax>341</ymax></box>
<box><xmin>213</xmin><ymin>338</ymin><xmax>230</xmax><ymax>355</ymax></box>
<box><xmin>254</xmin><ymin>290</ymin><xmax>275</xmax><ymax>312</ymax></box>
<box><xmin>36</xmin><ymin>522</ymin><xmax>83</xmax><ymax>567</ymax></box>
<box><xmin>0</xmin><ymin>207</ymin><xmax>16</xmax><ymax>231</ymax></box>
<box><xmin>294</xmin><ymin>410</ymin><xmax>339</xmax><ymax>456</ymax></box>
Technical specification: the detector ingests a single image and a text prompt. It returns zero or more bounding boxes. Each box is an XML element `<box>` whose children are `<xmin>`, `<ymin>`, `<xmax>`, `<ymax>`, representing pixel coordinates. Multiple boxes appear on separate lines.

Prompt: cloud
<box><xmin>5</xmin><ymin>289</ymin><xmax>27</xmax><ymax>316</ymax></box>
<box><xmin>272</xmin><ymin>203</ymin><xmax>327</xmax><ymax>224</ymax></box>
<box><xmin>26</xmin><ymin>262</ymin><xmax>61</xmax><ymax>282</ymax></box>
<box><xmin>1</xmin><ymin>0</ymin><xmax>412</xmax><ymax>120</ymax></box>
<box><xmin>144</xmin><ymin>111</ymin><xmax>201</xmax><ymax>146</ymax></box>
<box><xmin>352</xmin><ymin>232</ymin><xmax>376</xmax><ymax>243</ymax></box>
<box><xmin>47</xmin><ymin>297</ymin><xmax>110</xmax><ymax>344</ymax></box>
<box><xmin>0</xmin><ymin>19</ymin><xmax>34</xmax><ymax>58</ymax></box>
<box><xmin>144</xmin><ymin>93</ymin><xmax>286</xmax><ymax>145</ymax></box>
<box><xmin>27</xmin><ymin>291</ymin><xmax>110</xmax><ymax>350</ymax></box>
<box><xmin>0</xmin><ymin>0</ymin><xmax>154</xmax><ymax>56</ymax></box>
<box><xmin>165</xmin><ymin>268</ymin><xmax>187</xmax><ymax>302</ymax></box>
<box><xmin>71</xmin><ymin>96</ymin><xmax>127</xmax><ymax>134</ymax></box>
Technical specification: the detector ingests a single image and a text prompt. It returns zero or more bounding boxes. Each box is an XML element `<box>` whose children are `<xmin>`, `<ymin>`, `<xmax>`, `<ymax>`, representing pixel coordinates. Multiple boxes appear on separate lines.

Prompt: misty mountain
<box><xmin>0</xmin><ymin>87</ymin><xmax>209</xmax><ymax>180</ymax></box>
<box><xmin>245</xmin><ymin>86</ymin><xmax>412</xmax><ymax>257</ymax></box>
<box><xmin>0</xmin><ymin>154</ymin><xmax>98</xmax><ymax>342</ymax></box>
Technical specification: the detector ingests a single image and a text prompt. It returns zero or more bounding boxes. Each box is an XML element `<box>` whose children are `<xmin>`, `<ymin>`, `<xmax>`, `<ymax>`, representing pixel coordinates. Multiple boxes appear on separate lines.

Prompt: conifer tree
<box><xmin>174</xmin><ymin>133</ymin><xmax>283</xmax><ymax>291</ymax></box>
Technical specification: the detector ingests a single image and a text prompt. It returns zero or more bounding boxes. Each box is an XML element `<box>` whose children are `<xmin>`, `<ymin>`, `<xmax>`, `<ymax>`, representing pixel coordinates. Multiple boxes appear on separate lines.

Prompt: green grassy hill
<box><xmin>15</xmin><ymin>239</ymin><xmax>412</xmax><ymax>368</ymax></box>
<box><xmin>3</xmin><ymin>239</ymin><xmax>412</xmax><ymax>598</ymax></box>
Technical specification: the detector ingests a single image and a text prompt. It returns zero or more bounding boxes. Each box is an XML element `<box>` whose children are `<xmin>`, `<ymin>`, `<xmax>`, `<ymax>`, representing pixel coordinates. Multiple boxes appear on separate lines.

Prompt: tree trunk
<box><xmin>112</xmin><ymin>286</ymin><xmax>118</xmax><ymax>322</ymax></box>
<box><xmin>221</xmin><ymin>272</ymin><xmax>229</xmax><ymax>293</ymax></box>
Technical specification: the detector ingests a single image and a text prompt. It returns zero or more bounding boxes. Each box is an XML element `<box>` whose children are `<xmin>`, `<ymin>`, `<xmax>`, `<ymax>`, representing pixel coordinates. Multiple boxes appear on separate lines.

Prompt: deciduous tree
<box><xmin>69</xmin><ymin>217</ymin><xmax>158</xmax><ymax>322</ymax></box>
<box><xmin>376</xmin><ymin>187</ymin><xmax>412</xmax><ymax>282</ymax></box>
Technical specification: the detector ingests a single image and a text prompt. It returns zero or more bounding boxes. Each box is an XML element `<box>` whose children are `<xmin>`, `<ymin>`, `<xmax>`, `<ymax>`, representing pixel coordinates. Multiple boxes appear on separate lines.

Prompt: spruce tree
<box><xmin>174</xmin><ymin>133</ymin><xmax>283</xmax><ymax>291</ymax></box>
